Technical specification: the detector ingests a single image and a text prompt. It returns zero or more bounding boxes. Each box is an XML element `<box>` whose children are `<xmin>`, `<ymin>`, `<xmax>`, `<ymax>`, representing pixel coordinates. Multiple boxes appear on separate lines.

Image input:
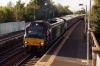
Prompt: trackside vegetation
<box><xmin>0</xmin><ymin>0</ymin><xmax>73</xmax><ymax>23</ymax></box>
<box><xmin>91</xmin><ymin>0</ymin><xmax>100</xmax><ymax>43</ymax></box>
<box><xmin>74</xmin><ymin>10</ymin><xmax>85</xmax><ymax>14</ymax></box>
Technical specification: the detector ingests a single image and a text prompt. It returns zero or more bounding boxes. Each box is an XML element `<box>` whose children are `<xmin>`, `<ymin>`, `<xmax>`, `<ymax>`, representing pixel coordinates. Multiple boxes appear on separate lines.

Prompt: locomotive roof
<box><xmin>25</xmin><ymin>21</ymin><xmax>50</xmax><ymax>29</ymax></box>
<box><xmin>25</xmin><ymin>18</ymin><xmax>64</xmax><ymax>29</ymax></box>
<box><xmin>49</xmin><ymin>18</ymin><xmax>64</xmax><ymax>26</ymax></box>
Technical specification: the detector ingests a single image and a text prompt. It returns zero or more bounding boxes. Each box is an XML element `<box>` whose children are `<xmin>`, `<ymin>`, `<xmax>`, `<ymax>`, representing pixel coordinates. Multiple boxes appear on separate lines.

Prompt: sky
<box><xmin>0</xmin><ymin>0</ymin><xmax>93</xmax><ymax>12</ymax></box>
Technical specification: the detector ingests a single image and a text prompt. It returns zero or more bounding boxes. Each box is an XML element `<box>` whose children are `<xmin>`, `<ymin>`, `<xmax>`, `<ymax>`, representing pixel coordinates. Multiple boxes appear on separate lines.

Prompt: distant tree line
<box><xmin>0</xmin><ymin>0</ymin><xmax>73</xmax><ymax>23</ymax></box>
<box><xmin>74</xmin><ymin>10</ymin><xmax>85</xmax><ymax>14</ymax></box>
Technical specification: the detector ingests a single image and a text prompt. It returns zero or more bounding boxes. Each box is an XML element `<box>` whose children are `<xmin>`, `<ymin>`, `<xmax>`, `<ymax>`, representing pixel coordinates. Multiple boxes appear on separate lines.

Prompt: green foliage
<box><xmin>74</xmin><ymin>10</ymin><xmax>85</xmax><ymax>14</ymax></box>
<box><xmin>55</xmin><ymin>3</ymin><xmax>72</xmax><ymax>17</ymax></box>
<box><xmin>91</xmin><ymin>0</ymin><xmax>100</xmax><ymax>43</ymax></box>
<box><xmin>91</xmin><ymin>0</ymin><xmax>100</xmax><ymax>34</ymax></box>
<box><xmin>14</xmin><ymin>0</ymin><xmax>25</xmax><ymax>21</ymax></box>
<box><xmin>0</xmin><ymin>6</ymin><xmax>14</xmax><ymax>23</ymax></box>
<box><xmin>0</xmin><ymin>0</ymin><xmax>73</xmax><ymax>23</ymax></box>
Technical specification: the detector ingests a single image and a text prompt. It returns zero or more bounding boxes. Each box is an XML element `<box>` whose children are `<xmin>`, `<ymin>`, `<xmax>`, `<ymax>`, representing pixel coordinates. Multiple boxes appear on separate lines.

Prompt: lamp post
<box><xmin>52</xmin><ymin>2</ymin><xmax>55</xmax><ymax>18</ymax></box>
<box><xmin>34</xmin><ymin>8</ymin><xmax>38</xmax><ymax>21</ymax></box>
<box><xmin>79</xmin><ymin>4</ymin><xmax>87</xmax><ymax>38</ymax></box>
<box><xmin>44</xmin><ymin>3</ymin><xmax>49</xmax><ymax>20</ymax></box>
<box><xmin>53</xmin><ymin>10</ymin><xmax>54</xmax><ymax>18</ymax></box>
<box><xmin>79</xmin><ymin>4</ymin><xmax>89</xmax><ymax>66</ymax></box>
<box><xmin>88</xmin><ymin>0</ymin><xmax>91</xmax><ymax>30</ymax></box>
<box><xmin>34</xmin><ymin>1</ymin><xmax>38</xmax><ymax>22</ymax></box>
<box><xmin>34</xmin><ymin>8</ymin><xmax>35</xmax><ymax>21</ymax></box>
<box><xmin>16</xmin><ymin>6</ymin><xmax>18</xmax><ymax>22</ymax></box>
<box><xmin>87</xmin><ymin>0</ymin><xmax>91</xmax><ymax>66</ymax></box>
<box><xmin>45</xmin><ymin>8</ymin><xmax>49</xmax><ymax>20</ymax></box>
<box><xmin>79</xmin><ymin>0</ymin><xmax>92</xmax><ymax>66</ymax></box>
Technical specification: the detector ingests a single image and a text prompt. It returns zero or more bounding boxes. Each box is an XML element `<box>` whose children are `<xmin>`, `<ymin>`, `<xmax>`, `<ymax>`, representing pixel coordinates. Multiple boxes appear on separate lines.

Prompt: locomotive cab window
<box><xmin>26</xmin><ymin>26</ymin><xmax>44</xmax><ymax>35</ymax></box>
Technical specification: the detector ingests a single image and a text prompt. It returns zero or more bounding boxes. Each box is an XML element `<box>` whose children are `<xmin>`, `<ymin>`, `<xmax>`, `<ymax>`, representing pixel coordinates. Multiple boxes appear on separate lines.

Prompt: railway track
<box><xmin>15</xmin><ymin>54</ymin><xmax>31</xmax><ymax>66</ymax></box>
<box><xmin>0</xmin><ymin>30</ymin><xmax>24</xmax><ymax>39</ymax></box>
<box><xmin>14</xmin><ymin>52</ymin><xmax>42</xmax><ymax>66</ymax></box>
<box><xmin>0</xmin><ymin>43</ymin><xmax>23</xmax><ymax>66</ymax></box>
<box><xmin>0</xmin><ymin>32</ymin><xmax>24</xmax><ymax>53</ymax></box>
<box><xmin>0</xmin><ymin>32</ymin><xmax>24</xmax><ymax>44</ymax></box>
<box><xmin>0</xmin><ymin>44</ymin><xmax>22</xmax><ymax>55</ymax></box>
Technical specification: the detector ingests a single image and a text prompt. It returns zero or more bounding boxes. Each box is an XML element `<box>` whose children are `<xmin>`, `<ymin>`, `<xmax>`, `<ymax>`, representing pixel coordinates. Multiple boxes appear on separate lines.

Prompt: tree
<box><xmin>7</xmin><ymin>1</ymin><xmax>14</xmax><ymax>7</ymax></box>
<box><xmin>14</xmin><ymin>0</ymin><xmax>25</xmax><ymax>21</ymax></box>
<box><xmin>0</xmin><ymin>6</ymin><xmax>5</xmax><ymax>23</ymax></box>
<box><xmin>0</xmin><ymin>0</ymin><xmax>73</xmax><ymax>23</ymax></box>
<box><xmin>24</xmin><ymin>0</ymin><xmax>39</xmax><ymax>22</ymax></box>
<box><xmin>91</xmin><ymin>0</ymin><xmax>100</xmax><ymax>30</ymax></box>
<box><xmin>74</xmin><ymin>10</ymin><xmax>85</xmax><ymax>14</ymax></box>
<box><xmin>54</xmin><ymin>3</ymin><xmax>72</xmax><ymax>17</ymax></box>
<box><xmin>33</xmin><ymin>0</ymin><xmax>53</xmax><ymax>20</ymax></box>
<box><xmin>91</xmin><ymin>0</ymin><xmax>100</xmax><ymax>42</ymax></box>
<box><xmin>0</xmin><ymin>6</ymin><xmax>14</xmax><ymax>23</ymax></box>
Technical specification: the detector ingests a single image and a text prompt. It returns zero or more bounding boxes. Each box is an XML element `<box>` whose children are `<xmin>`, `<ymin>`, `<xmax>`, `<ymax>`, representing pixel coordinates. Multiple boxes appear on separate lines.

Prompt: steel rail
<box><xmin>0</xmin><ymin>50</ymin><xmax>22</xmax><ymax>64</ymax></box>
<box><xmin>0</xmin><ymin>43</ymin><xmax>22</xmax><ymax>55</ymax></box>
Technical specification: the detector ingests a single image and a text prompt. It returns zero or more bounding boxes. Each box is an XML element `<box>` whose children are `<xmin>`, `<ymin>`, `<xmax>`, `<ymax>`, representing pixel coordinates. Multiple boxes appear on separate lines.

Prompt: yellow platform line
<box><xmin>82</xmin><ymin>60</ymin><xmax>87</xmax><ymax>62</ymax></box>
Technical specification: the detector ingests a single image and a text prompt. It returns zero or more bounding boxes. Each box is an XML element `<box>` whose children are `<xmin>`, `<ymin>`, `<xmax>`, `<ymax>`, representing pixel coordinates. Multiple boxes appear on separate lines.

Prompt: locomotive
<box><xmin>23</xmin><ymin>14</ymin><xmax>84</xmax><ymax>53</ymax></box>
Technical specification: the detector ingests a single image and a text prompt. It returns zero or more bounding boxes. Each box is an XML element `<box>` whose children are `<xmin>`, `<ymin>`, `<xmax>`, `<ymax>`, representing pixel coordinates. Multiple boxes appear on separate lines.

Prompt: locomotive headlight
<box><xmin>41</xmin><ymin>43</ymin><xmax>43</xmax><ymax>44</ymax></box>
<box><xmin>25</xmin><ymin>42</ymin><xmax>28</xmax><ymax>44</ymax></box>
<box><xmin>40</xmin><ymin>43</ymin><xmax>44</xmax><ymax>46</ymax></box>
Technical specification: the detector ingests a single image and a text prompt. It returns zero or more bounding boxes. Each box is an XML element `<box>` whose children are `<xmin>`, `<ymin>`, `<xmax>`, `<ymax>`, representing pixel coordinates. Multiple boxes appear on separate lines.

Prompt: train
<box><xmin>23</xmin><ymin>14</ymin><xmax>85</xmax><ymax>53</ymax></box>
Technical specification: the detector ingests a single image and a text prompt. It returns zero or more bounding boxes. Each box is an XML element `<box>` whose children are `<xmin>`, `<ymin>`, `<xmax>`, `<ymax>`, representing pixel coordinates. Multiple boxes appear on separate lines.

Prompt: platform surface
<box><xmin>35</xmin><ymin>20</ymin><xmax>92</xmax><ymax>66</ymax></box>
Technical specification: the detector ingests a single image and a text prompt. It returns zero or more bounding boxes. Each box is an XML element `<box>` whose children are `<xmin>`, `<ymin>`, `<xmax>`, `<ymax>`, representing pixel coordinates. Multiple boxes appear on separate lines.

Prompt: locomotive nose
<box><xmin>24</xmin><ymin>38</ymin><xmax>44</xmax><ymax>47</ymax></box>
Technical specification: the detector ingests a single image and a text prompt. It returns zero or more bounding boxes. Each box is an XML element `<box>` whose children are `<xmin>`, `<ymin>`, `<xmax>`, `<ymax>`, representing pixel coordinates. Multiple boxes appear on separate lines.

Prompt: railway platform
<box><xmin>35</xmin><ymin>20</ymin><xmax>92</xmax><ymax>66</ymax></box>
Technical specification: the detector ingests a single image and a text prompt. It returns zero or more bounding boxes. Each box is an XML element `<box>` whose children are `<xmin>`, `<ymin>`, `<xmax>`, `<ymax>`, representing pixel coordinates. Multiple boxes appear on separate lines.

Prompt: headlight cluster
<box><xmin>24</xmin><ymin>42</ymin><xmax>28</xmax><ymax>44</ymax></box>
<box><xmin>40</xmin><ymin>43</ymin><xmax>43</xmax><ymax>45</ymax></box>
<box><xmin>24</xmin><ymin>42</ymin><xmax>44</xmax><ymax>46</ymax></box>
<box><xmin>39</xmin><ymin>43</ymin><xmax>44</xmax><ymax>45</ymax></box>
